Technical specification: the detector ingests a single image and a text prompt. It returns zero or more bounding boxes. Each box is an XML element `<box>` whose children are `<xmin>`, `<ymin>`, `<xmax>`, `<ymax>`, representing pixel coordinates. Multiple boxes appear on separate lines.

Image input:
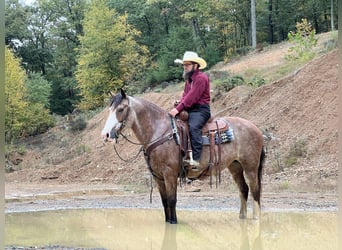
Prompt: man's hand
<box><xmin>173</xmin><ymin>100</ymin><xmax>180</xmax><ymax>107</ymax></box>
<box><xmin>169</xmin><ymin>108</ymin><xmax>179</xmax><ymax>117</ymax></box>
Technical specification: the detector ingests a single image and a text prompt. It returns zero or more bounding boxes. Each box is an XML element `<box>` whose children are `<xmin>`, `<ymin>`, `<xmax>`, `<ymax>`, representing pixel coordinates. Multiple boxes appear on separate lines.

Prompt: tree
<box><xmin>5</xmin><ymin>47</ymin><xmax>29</xmax><ymax>142</ymax></box>
<box><xmin>76</xmin><ymin>0</ymin><xmax>150</xmax><ymax>110</ymax></box>
<box><xmin>46</xmin><ymin>0</ymin><xmax>86</xmax><ymax>115</ymax></box>
<box><xmin>5</xmin><ymin>0</ymin><xmax>30</xmax><ymax>50</ymax></box>
<box><xmin>5</xmin><ymin>47</ymin><xmax>55</xmax><ymax>142</ymax></box>
<box><xmin>330</xmin><ymin>0</ymin><xmax>334</xmax><ymax>31</ymax></box>
<box><xmin>25</xmin><ymin>73</ymin><xmax>51</xmax><ymax>109</ymax></box>
<box><xmin>251</xmin><ymin>0</ymin><xmax>257</xmax><ymax>48</ymax></box>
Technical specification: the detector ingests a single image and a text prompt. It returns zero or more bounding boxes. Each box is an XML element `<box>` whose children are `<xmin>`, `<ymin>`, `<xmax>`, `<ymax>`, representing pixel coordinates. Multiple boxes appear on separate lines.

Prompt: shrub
<box><xmin>69</xmin><ymin>117</ymin><xmax>87</xmax><ymax>132</ymax></box>
<box><xmin>216</xmin><ymin>75</ymin><xmax>245</xmax><ymax>92</ymax></box>
<box><xmin>248</xmin><ymin>76</ymin><xmax>265</xmax><ymax>87</ymax></box>
<box><xmin>286</xmin><ymin>18</ymin><xmax>318</xmax><ymax>62</ymax></box>
<box><xmin>284</xmin><ymin>139</ymin><xmax>307</xmax><ymax>167</ymax></box>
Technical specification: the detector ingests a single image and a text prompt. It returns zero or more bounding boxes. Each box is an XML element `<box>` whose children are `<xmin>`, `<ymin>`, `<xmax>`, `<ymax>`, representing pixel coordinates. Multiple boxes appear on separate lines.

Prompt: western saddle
<box><xmin>176</xmin><ymin>110</ymin><xmax>228</xmax><ymax>183</ymax></box>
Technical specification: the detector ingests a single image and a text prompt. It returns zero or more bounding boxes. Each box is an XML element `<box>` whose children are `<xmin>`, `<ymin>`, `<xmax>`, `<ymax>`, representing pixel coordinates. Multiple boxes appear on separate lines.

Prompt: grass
<box><xmin>284</xmin><ymin>139</ymin><xmax>307</xmax><ymax>168</ymax></box>
<box><xmin>216</xmin><ymin>31</ymin><xmax>337</xmax><ymax>91</ymax></box>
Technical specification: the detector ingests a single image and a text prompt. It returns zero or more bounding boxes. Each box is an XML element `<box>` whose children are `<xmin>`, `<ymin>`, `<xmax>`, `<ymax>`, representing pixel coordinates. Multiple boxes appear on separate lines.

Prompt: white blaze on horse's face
<box><xmin>101</xmin><ymin>106</ymin><xmax>121</xmax><ymax>142</ymax></box>
<box><xmin>101</xmin><ymin>93</ymin><xmax>129</xmax><ymax>142</ymax></box>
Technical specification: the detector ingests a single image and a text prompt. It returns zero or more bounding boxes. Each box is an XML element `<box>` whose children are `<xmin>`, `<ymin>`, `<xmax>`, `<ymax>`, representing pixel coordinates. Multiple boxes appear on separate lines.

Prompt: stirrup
<box><xmin>183</xmin><ymin>159</ymin><xmax>201</xmax><ymax>171</ymax></box>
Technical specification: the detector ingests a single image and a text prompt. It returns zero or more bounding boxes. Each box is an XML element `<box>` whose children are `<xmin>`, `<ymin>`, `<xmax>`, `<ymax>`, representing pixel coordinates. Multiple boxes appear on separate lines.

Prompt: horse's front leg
<box><xmin>167</xmin><ymin>193</ymin><xmax>177</xmax><ymax>224</ymax></box>
<box><xmin>156</xmin><ymin>179</ymin><xmax>171</xmax><ymax>223</ymax></box>
<box><xmin>165</xmin><ymin>174</ymin><xmax>178</xmax><ymax>224</ymax></box>
<box><xmin>156</xmin><ymin>177</ymin><xmax>178</xmax><ymax>224</ymax></box>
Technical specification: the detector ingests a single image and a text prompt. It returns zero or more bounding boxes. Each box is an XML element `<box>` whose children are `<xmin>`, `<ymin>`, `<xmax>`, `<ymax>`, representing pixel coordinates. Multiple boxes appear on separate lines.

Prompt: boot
<box><xmin>183</xmin><ymin>159</ymin><xmax>201</xmax><ymax>171</ymax></box>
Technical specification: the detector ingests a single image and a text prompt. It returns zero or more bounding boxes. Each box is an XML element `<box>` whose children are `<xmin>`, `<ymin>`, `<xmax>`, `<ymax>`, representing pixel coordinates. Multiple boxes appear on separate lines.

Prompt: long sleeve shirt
<box><xmin>175</xmin><ymin>69</ymin><xmax>210</xmax><ymax>112</ymax></box>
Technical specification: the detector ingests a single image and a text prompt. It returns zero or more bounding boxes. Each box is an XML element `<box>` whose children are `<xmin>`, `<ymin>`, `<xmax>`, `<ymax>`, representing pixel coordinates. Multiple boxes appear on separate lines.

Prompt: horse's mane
<box><xmin>132</xmin><ymin>96</ymin><xmax>169</xmax><ymax>118</ymax></box>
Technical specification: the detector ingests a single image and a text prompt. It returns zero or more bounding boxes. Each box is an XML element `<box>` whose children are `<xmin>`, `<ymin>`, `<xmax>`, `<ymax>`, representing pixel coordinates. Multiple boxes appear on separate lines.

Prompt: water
<box><xmin>5</xmin><ymin>209</ymin><xmax>338</xmax><ymax>250</ymax></box>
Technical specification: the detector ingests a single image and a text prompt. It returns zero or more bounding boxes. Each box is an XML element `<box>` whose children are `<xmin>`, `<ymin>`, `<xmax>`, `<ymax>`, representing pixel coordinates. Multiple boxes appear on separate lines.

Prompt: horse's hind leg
<box><xmin>229</xmin><ymin>162</ymin><xmax>249</xmax><ymax>219</ymax></box>
<box><xmin>245</xmin><ymin>171</ymin><xmax>261</xmax><ymax>219</ymax></box>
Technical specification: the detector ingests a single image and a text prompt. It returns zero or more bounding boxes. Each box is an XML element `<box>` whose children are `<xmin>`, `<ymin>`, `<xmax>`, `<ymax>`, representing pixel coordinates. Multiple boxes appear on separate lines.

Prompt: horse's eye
<box><xmin>117</xmin><ymin>108</ymin><xmax>124</xmax><ymax>113</ymax></box>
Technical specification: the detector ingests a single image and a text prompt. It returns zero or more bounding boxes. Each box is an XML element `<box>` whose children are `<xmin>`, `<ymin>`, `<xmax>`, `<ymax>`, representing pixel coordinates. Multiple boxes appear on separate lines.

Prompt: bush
<box><xmin>248</xmin><ymin>76</ymin><xmax>265</xmax><ymax>87</ymax></box>
<box><xmin>284</xmin><ymin>139</ymin><xmax>307</xmax><ymax>167</ymax></box>
<box><xmin>286</xmin><ymin>18</ymin><xmax>318</xmax><ymax>62</ymax></box>
<box><xmin>216</xmin><ymin>75</ymin><xmax>245</xmax><ymax>92</ymax></box>
<box><xmin>69</xmin><ymin>117</ymin><xmax>87</xmax><ymax>132</ymax></box>
<box><xmin>323</xmin><ymin>32</ymin><xmax>338</xmax><ymax>52</ymax></box>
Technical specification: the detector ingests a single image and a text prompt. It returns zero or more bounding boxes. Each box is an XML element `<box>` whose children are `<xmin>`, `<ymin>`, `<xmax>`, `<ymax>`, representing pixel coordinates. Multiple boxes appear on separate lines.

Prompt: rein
<box><xmin>112</xmin><ymin>143</ymin><xmax>144</xmax><ymax>162</ymax></box>
<box><xmin>112</xmin><ymin>119</ymin><xmax>177</xmax><ymax>162</ymax></box>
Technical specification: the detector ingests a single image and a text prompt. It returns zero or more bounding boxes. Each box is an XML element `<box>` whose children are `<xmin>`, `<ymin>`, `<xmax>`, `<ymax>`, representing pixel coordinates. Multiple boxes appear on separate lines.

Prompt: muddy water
<box><xmin>5</xmin><ymin>209</ymin><xmax>338</xmax><ymax>250</ymax></box>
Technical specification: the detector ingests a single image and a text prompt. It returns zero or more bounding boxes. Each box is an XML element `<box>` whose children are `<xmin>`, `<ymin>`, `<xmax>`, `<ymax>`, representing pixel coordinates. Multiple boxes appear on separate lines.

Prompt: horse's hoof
<box><xmin>167</xmin><ymin>219</ymin><xmax>177</xmax><ymax>224</ymax></box>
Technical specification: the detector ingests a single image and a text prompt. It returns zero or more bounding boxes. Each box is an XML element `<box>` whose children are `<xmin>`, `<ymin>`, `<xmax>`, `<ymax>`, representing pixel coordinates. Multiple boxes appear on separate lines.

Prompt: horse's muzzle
<box><xmin>102</xmin><ymin>129</ymin><xmax>119</xmax><ymax>143</ymax></box>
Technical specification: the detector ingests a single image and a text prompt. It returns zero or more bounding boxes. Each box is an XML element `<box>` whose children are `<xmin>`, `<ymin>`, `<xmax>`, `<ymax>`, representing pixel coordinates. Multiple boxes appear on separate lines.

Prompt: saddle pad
<box><xmin>202</xmin><ymin>128</ymin><xmax>234</xmax><ymax>145</ymax></box>
<box><xmin>202</xmin><ymin>119</ymin><xmax>228</xmax><ymax>134</ymax></box>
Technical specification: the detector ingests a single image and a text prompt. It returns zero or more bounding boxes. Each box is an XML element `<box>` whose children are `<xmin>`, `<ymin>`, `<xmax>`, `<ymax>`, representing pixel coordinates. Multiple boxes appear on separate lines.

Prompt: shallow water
<box><xmin>5</xmin><ymin>209</ymin><xmax>338</xmax><ymax>250</ymax></box>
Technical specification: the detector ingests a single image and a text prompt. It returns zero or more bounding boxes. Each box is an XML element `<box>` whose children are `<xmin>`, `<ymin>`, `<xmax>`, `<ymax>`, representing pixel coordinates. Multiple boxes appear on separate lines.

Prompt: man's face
<box><xmin>183</xmin><ymin>61</ymin><xmax>197</xmax><ymax>80</ymax></box>
<box><xmin>183</xmin><ymin>61</ymin><xmax>195</xmax><ymax>73</ymax></box>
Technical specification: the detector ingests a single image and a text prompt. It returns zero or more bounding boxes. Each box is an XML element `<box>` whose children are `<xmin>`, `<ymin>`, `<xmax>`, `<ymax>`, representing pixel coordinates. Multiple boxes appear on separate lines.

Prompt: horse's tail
<box><xmin>258</xmin><ymin>146</ymin><xmax>266</xmax><ymax>195</ymax></box>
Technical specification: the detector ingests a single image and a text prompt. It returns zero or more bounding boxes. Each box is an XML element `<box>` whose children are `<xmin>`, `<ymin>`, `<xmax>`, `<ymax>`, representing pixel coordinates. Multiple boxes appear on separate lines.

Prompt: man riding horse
<box><xmin>169</xmin><ymin>51</ymin><xmax>211</xmax><ymax>171</ymax></box>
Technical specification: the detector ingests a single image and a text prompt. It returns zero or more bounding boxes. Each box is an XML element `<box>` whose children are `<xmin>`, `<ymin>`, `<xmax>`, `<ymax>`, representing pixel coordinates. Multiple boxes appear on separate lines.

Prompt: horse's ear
<box><xmin>120</xmin><ymin>88</ymin><xmax>126</xmax><ymax>99</ymax></box>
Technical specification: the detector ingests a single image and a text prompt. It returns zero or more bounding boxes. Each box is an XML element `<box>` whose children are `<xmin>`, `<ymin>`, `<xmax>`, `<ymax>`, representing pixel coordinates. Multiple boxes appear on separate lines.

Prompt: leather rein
<box><xmin>112</xmin><ymin>99</ymin><xmax>179</xmax><ymax>163</ymax></box>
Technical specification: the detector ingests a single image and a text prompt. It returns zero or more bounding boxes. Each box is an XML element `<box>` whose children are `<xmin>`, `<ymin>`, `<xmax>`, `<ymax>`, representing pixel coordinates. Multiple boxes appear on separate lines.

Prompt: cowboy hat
<box><xmin>174</xmin><ymin>51</ymin><xmax>207</xmax><ymax>69</ymax></box>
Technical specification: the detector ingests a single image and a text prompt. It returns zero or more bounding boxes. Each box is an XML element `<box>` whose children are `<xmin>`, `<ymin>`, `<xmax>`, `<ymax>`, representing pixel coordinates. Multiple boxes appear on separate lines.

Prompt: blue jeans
<box><xmin>187</xmin><ymin>104</ymin><xmax>211</xmax><ymax>161</ymax></box>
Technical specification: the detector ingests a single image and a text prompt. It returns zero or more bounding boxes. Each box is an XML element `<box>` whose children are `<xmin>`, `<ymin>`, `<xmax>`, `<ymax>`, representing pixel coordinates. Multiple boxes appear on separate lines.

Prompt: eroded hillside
<box><xmin>6</xmin><ymin>45</ymin><xmax>338</xmax><ymax>192</ymax></box>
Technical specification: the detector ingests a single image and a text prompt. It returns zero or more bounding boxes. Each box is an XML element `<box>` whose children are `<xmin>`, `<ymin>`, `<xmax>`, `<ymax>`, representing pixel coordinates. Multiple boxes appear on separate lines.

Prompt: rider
<box><xmin>169</xmin><ymin>51</ymin><xmax>211</xmax><ymax>170</ymax></box>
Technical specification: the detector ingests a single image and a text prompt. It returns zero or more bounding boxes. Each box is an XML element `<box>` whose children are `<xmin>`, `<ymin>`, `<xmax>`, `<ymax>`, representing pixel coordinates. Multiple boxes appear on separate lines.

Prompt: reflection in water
<box><xmin>240</xmin><ymin>220</ymin><xmax>262</xmax><ymax>250</ymax></box>
<box><xmin>5</xmin><ymin>209</ymin><xmax>338</xmax><ymax>250</ymax></box>
<box><xmin>161</xmin><ymin>225</ymin><xmax>177</xmax><ymax>250</ymax></box>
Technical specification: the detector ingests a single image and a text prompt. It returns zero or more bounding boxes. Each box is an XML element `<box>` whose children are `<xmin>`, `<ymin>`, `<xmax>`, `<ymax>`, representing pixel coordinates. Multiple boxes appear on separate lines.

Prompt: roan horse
<box><xmin>101</xmin><ymin>89</ymin><xmax>265</xmax><ymax>224</ymax></box>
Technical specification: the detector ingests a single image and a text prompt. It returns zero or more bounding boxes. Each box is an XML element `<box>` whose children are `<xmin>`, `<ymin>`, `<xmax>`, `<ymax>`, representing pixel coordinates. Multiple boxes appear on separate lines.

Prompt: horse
<box><xmin>101</xmin><ymin>89</ymin><xmax>265</xmax><ymax>224</ymax></box>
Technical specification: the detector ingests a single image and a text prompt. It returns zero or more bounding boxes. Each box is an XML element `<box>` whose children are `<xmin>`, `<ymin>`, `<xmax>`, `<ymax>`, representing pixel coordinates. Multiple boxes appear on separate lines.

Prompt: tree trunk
<box><xmin>268</xmin><ymin>0</ymin><xmax>274</xmax><ymax>44</ymax></box>
<box><xmin>251</xmin><ymin>0</ymin><xmax>256</xmax><ymax>48</ymax></box>
<box><xmin>331</xmin><ymin>0</ymin><xmax>335</xmax><ymax>31</ymax></box>
<box><xmin>191</xmin><ymin>17</ymin><xmax>207</xmax><ymax>50</ymax></box>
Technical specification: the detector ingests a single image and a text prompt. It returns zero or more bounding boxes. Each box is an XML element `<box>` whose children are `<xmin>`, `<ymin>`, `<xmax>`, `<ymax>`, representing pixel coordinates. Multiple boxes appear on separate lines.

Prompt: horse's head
<box><xmin>101</xmin><ymin>89</ymin><xmax>130</xmax><ymax>142</ymax></box>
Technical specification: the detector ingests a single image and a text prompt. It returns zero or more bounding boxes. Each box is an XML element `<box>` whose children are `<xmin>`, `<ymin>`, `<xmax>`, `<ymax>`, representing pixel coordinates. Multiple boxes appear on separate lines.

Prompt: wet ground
<box><xmin>5</xmin><ymin>183</ymin><xmax>338</xmax><ymax>213</ymax></box>
<box><xmin>5</xmin><ymin>183</ymin><xmax>338</xmax><ymax>250</ymax></box>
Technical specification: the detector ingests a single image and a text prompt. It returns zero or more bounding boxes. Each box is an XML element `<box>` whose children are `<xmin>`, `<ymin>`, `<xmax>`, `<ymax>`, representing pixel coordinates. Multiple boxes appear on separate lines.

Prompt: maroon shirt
<box><xmin>175</xmin><ymin>69</ymin><xmax>210</xmax><ymax>112</ymax></box>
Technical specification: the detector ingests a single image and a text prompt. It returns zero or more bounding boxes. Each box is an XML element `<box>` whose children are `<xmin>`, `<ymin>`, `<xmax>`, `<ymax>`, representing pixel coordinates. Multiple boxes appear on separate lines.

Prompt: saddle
<box><xmin>176</xmin><ymin>111</ymin><xmax>231</xmax><ymax>183</ymax></box>
<box><xmin>202</xmin><ymin>118</ymin><xmax>228</xmax><ymax>134</ymax></box>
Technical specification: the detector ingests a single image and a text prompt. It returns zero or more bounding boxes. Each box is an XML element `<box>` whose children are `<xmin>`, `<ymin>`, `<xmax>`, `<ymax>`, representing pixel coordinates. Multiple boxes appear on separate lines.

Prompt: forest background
<box><xmin>5</xmin><ymin>0</ymin><xmax>338</xmax><ymax>143</ymax></box>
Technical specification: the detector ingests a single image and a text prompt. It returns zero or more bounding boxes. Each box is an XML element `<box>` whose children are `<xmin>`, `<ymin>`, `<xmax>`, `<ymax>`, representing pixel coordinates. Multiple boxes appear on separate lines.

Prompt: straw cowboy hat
<box><xmin>174</xmin><ymin>51</ymin><xmax>207</xmax><ymax>69</ymax></box>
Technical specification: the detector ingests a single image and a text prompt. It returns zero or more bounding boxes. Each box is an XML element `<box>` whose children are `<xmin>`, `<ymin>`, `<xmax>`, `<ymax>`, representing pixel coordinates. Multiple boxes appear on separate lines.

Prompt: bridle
<box><xmin>111</xmin><ymin>97</ymin><xmax>179</xmax><ymax>162</ymax></box>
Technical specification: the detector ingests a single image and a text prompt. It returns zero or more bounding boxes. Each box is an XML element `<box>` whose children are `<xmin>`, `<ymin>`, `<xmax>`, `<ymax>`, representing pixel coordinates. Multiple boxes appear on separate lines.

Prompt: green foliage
<box><xmin>322</xmin><ymin>31</ymin><xmax>338</xmax><ymax>52</ymax></box>
<box><xmin>248</xmin><ymin>76</ymin><xmax>265</xmax><ymax>88</ymax></box>
<box><xmin>25</xmin><ymin>73</ymin><xmax>52</xmax><ymax>109</ymax></box>
<box><xmin>5</xmin><ymin>47</ymin><xmax>55</xmax><ymax>142</ymax></box>
<box><xmin>23</xmin><ymin>103</ymin><xmax>55</xmax><ymax>137</ymax></box>
<box><xmin>76</xmin><ymin>144</ymin><xmax>92</xmax><ymax>154</ymax></box>
<box><xmin>286</xmin><ymin>19</ymin><xmax>318</xmax><ymax>62</ymax></box>
<box><xmin>45</xmin><ymin>0</ymin><xmax>86</xmax><ymax>115</ymax></box>
<box><xmin>69</xmin><ymin>117</ymin><xmax>87</xmax><ymax>132</ymax></box>
<box><xmin>215</xmin><ymin>75</ymin><xmax>245</xmax><ymax>93</ymax></box>
<box><xmin>5</xmin><ymin>0</ymin><xmax>30</xmax><ymax>49</ymax></box>
<box><xmin>5</xmin><ymin>0</ymin><xmax>338</xmax><ymax>115</ymax></box>
<box><xmin>285</xmin><ymin>139</ymin><xmax>307</xmax><ymax>167</ymax></box>
<box><xmin>5</xmin><ymin>47</ymin><xmax>30</xmax><ymax>142</ymax></box>
<box><xmin>76</xmin><ymin>0</ymin><xmax>151</xmax><ymax>109</ymax></box>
